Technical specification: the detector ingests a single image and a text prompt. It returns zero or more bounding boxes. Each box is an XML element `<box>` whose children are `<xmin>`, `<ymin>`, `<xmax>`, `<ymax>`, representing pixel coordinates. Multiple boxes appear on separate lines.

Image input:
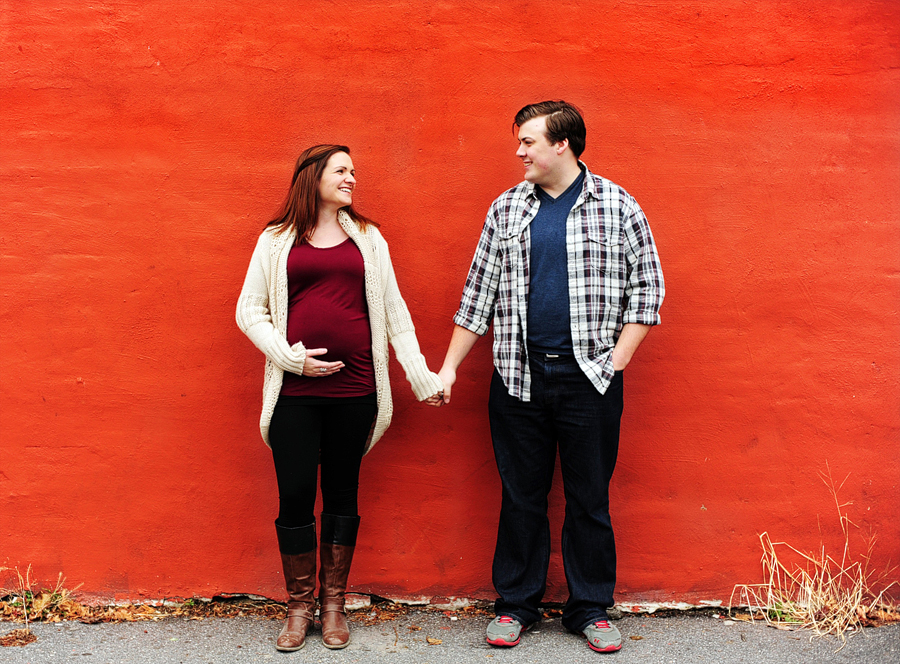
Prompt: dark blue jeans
<box><xmin>489</xmin><ymin>354</ymin><xmax>623</xmax><ymax>632</ymax></box>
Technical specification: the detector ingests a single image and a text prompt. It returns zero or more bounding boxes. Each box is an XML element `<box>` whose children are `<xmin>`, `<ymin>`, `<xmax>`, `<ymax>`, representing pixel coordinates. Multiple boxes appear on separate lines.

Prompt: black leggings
<box><xmin>268</xmin><ymin>393</ymin><xmax>378</xmax><ymax>528</ymax></box>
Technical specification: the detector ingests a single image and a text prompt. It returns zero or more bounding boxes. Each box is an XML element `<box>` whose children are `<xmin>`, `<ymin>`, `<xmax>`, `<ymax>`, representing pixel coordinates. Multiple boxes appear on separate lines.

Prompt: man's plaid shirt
<box><xmin>453</xmin><ymin>165</ymin><xmax>665</xmax><ymax>401</ymax></box>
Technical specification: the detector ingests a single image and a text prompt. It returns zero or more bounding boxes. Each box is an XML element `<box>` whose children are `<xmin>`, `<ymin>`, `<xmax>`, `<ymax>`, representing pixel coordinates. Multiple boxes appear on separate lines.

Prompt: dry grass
<box><xmin>1</xmin><ymin>564</ymin><xmax>489</xmax><ymax>634</ymax></box>
<box><xmin>0</xmin><ymin>564</ymin><xmax>292</xmax><ymax>628</ymax></box>
<box><xmin>0</xmin><ymin>565</ymin><xmax>82</xmax><ymax>625</ymax></box>
<box><xmin>729</xmin><ymin>467</ymin><xmax>900</xmax><ymax>649</ymax></box>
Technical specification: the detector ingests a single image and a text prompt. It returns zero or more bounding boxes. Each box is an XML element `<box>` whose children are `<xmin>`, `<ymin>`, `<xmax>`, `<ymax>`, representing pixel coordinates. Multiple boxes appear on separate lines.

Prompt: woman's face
<box><xmin>317</xmin><ymin>152</ymin><xmax>356</xmax><ymax>209</ymax></box>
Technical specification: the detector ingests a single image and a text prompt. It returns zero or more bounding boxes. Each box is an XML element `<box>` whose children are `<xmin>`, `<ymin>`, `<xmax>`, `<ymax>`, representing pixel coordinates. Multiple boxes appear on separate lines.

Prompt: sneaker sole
<box><xmin>581</xmin><ymin>628</ymin><xmax>622</xmax><ymax>653</ymax></box>
<box><xmin>486</xmin><ymin>623</ymin><xmax>526</xmax><ymax>647</ymax></box>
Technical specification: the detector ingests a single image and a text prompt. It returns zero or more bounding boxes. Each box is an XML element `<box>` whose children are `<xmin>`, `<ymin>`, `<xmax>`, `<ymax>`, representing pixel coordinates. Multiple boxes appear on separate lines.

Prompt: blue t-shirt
<box><xmin>526</xmin><ymin>168</ymin><xmax>586</xmax><ymax>354</ymax></box>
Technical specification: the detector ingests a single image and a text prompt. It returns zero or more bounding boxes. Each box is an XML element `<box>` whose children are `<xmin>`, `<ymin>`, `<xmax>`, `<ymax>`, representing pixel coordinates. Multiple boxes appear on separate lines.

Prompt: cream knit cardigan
<box><xmin>236</xmin><ymin>210</ymin><xmax>443</xmax><ymax>453</ymax></box>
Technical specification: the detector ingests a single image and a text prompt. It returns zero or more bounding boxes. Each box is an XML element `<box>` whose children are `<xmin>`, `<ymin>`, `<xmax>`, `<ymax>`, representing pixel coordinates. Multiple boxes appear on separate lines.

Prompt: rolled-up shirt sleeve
<box><xmin>453</xmin><ymin>210</ymin><xmax>502</xmax><ymax>336</ymax></box>
<box><xmin>621</xmin><ymin>201</ymin><xmax>665</xmax><ymax>326</ymax></box>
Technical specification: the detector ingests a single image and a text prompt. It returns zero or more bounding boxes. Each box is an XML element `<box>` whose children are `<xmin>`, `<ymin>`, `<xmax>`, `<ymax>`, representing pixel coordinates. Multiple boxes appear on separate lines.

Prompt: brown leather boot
<box><xmin>318</xmin><ymin>514</ymin><xmax>360</xmax><ymax>649</ymax></box>
<box><xmin>275</xmin><ymin>523</ymin><xmax>317</xmax><ymax>652</ymax></box>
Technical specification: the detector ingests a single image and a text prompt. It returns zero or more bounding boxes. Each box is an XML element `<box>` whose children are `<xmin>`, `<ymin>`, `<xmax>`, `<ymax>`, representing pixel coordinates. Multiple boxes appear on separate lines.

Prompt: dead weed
<box><xmin>730</xmin><ymin>466</ymin><xmax>899</xmax><ymax>649</ymax></box>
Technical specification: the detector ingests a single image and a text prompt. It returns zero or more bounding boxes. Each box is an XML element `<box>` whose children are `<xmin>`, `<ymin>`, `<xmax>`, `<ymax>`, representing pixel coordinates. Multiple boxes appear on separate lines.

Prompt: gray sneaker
<box><xmin>486</xmin><ymin>615</ymin><xmax>525</xmax><ymax>647</ymax></box>
<box><xmin>583</xmin><ymin>620</ymin><xmax>622</xmax><ymax>653</ymax></box>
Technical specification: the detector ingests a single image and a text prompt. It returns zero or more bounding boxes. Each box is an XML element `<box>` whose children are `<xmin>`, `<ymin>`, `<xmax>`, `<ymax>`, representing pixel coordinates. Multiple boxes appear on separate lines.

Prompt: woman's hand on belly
<box><xmin>301</xmin><ymin>348</ymin><xmax>345</xmax><ymax>377</ymax></box>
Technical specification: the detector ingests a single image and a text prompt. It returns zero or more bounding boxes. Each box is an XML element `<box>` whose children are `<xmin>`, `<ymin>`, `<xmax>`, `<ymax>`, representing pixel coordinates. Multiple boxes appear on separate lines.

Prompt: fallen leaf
<box><xmin>0</xmin><ymin>628</ymin><xmax>37</xmax><ymax>647</ymax></box>
<box><xmin>426</xmin><ymin>636</ymin><xmax>443</xmax><ymax>645</ymax></box>
<box><xmin>31</xmin><ymin>593</ymin><xmax>51</xmax><ymax>615</ymax></box>
<box><xmin>629</xmin><ymin>635</ymin><xmax>644</xmax><ymax>640</ymax></box>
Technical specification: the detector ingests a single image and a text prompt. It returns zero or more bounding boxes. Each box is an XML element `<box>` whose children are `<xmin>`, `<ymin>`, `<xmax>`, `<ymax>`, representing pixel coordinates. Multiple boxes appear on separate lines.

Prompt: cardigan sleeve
<box><xmin>375</xmin><ymin>232</ymin><xmax>444</xmax><ymax>401</ymax></box>
<box><xmin>235</xmin><ymin>232</ymin><xmax>308</xmax><ymax>374</ymax></box>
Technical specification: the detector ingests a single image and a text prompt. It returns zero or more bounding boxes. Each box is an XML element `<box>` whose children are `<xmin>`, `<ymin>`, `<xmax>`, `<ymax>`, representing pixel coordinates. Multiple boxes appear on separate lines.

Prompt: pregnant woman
<box><xmin>236</xmin><ymin>144</ymin><xmax>443</xmax><ymax>651</ymax></box>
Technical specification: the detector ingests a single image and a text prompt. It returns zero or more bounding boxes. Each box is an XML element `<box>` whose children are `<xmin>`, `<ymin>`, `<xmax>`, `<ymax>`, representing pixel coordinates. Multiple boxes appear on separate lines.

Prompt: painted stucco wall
<box><xmin>2</xmin><ymin>1</ymin><xmax>898</xmax><ymax>606</ymax></box>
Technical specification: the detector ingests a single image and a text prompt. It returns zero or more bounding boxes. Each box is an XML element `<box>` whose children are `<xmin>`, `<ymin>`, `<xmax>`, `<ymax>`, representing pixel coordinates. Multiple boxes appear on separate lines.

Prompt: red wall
<box><xmin>2</xmin><ymin>1</ymin><xmax>898</xmax><ymax>606</ymax></box>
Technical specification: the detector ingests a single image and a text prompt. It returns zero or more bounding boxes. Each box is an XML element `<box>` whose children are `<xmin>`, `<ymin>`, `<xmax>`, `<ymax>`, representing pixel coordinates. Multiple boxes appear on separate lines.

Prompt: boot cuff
<box><xmin>320</xmin><ymin>514</ymin><xmax>360</xmax><ymax>546</ymax></box>
<box><xmin>275</xmin><ymin>522</ymin><xmax>317</xmax><ymax>554</ymax></box>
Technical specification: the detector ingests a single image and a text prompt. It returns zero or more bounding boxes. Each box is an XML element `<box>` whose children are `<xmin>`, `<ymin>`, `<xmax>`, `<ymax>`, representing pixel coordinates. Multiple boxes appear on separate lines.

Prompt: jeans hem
<box><xmin>566</xmin><ymin>611</ymin><xmax>610</xmax><ymax>633</ymax></box>
<box><xmin>495</xmin><ymin>611</ymin><xmax>533</xmax><ymax>628</ymax></box>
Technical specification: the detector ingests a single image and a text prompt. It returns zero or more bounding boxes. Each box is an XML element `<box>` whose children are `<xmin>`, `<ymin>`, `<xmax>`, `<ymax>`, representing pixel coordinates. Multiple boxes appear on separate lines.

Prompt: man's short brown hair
<box><xmin>514</xmin><ymin>101</ymin><xmax>586</xmax><ymax>158</ymax></box>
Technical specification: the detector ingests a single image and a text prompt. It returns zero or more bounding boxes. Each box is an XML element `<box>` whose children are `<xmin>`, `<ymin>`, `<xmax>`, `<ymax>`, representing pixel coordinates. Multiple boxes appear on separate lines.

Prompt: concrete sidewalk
<box><xmin>3</xmin><ymin>608</ymin><xmax>897</xmax><ymax>664</ymax></box>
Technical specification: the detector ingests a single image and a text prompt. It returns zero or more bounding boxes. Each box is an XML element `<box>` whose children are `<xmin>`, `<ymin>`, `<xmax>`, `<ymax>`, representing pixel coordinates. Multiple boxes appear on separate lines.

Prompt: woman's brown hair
<box><xmin>267</xmin><ymin>144</ymin><xmax>377</xmax><ymax>243</ymax></box>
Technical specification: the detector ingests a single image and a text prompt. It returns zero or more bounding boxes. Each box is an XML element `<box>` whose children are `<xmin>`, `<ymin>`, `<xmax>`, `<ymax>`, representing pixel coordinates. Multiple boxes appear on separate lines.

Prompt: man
<box><xmin>437</xmin><ymin>101</ymin><xmax>664</xmax><ymax>654</ymax></box>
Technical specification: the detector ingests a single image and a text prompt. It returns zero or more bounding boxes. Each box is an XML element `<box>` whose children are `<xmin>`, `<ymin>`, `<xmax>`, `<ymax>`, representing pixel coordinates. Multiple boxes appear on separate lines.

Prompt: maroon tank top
<box><xmin>280</xmin><ymin>238</ymin><xmax>375</xmax><ymax>397</ymax></box>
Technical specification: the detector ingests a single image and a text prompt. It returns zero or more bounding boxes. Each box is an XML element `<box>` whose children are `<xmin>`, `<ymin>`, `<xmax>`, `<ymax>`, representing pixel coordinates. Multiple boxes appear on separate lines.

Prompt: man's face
<box><xmin>516</xmin><ymin>116</ymin><xmax>565</xmax><ymax>186</ymax></box>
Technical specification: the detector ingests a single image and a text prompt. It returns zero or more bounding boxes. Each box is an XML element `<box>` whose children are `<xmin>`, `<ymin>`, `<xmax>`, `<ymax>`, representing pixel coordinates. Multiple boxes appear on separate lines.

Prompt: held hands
<box><xmin>436</xmin><ymin>367</ymin><xmax>456</xmax><ymax>406</ymax></box>
<box><xmin>423</xmin><ymin>372</ymin><xmax>446</xmax><ymax>408</ymax></box>
<box><xmin>422</xmin><ymin>369</ymin><xmax>453</xmax><ymax>408</ymax></box>
<box><xmin>424</xmin><ymin>391</ymin><xmax>444</xmax><ymax>407</ymax></box>
<box><xmin>301</xmin><ymin>348</ymin><xmax>344</xmax><ymax>378</ymax></box>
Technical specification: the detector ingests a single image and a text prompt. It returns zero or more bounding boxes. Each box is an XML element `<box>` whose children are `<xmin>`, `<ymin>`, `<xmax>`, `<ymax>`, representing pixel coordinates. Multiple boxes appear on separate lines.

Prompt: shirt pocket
<box><xmin>496</xmin><ymin>229</ymin><xmax>525</xmax><ymax>316</ymax></box>
<box><xmin>586</xmin><ymin>229</ymin><xmax>625</xmax><ymax>281</ymax></box>
<box><xmin>498</xmin><ymin>225</ymin><xmax>527</xmax><ymax>272</ymax></box>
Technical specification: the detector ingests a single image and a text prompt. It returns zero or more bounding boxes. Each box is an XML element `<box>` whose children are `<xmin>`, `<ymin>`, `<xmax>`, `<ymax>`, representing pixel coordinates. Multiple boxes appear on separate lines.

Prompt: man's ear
<box><xmin>555</xmin><ymin>138</ymin><xmax>569</xmax><ymax>155</ymax></box>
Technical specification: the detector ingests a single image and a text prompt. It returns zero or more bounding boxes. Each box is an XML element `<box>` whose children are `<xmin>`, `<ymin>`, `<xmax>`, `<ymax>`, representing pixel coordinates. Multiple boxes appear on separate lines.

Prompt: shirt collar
<box><xmin>580</xmin><ymin>162</ymin><xmax>599</xmax><ymax>199</ymax></box>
